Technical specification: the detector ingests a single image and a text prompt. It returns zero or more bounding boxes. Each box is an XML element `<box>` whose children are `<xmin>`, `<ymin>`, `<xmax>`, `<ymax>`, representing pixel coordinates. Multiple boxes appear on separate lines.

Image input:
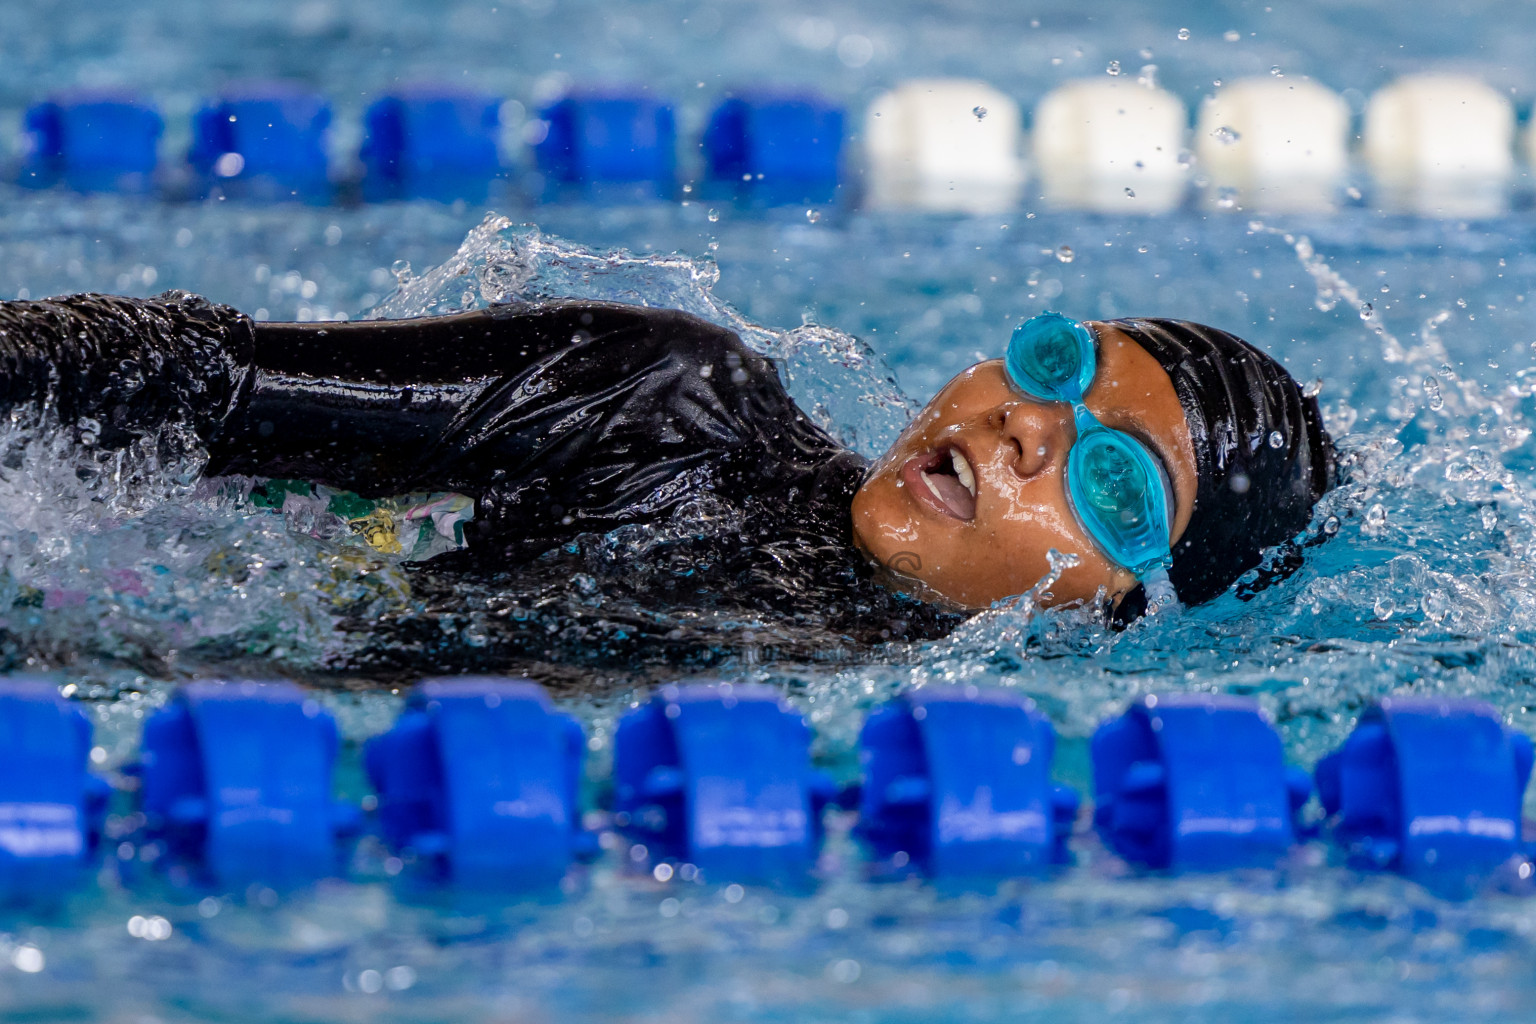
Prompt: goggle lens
<box><xmin>1079</xmin><ymin>436</ymin><xmax>1147</xmax><ymax>514</ymax></box>
<box><xmin>1006</xmin><ymin>311</ymin><xmax>1097</xmax><ymax>402</ymax></box>
<box><xmin>1004</xmin><ymin>312</ymin><xmax>1173</xmax><ymax>581</ymax></box>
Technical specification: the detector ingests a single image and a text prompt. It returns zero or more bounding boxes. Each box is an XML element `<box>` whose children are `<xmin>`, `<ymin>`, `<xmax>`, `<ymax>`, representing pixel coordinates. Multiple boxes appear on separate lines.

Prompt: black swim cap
<box><xmin>1107</xmin><ymin>318</ymin><xmax>1336</xmax><ymax>607</ymax></box>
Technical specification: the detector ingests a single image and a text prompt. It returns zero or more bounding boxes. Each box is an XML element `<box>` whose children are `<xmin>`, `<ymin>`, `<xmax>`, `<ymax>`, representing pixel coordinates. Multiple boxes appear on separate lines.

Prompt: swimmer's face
<box><xmin>850</xmin><ymin>322</ymin><xmax>1199</xmax><ymax>611</ymax></box>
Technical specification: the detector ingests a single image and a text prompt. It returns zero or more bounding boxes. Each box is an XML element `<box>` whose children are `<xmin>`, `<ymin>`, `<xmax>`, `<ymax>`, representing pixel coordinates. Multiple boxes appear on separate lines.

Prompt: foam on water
<box><xmin>371</xmin><ymin>214</ymin><xmax>917</xmax><ymax>456</ymax></box>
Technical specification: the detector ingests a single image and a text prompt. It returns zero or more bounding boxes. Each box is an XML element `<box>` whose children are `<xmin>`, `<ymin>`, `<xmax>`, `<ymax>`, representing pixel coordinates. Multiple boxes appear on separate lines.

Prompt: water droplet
<box><xmin>1481</xmin><ymin>505</ymin><xmax>1499</xmax><ymax>531</ymax></box>
<box><xmin>1421</xmin><ymin>590</ymin><xmax>1451</xmax><ymax>623</ymax></box>
<box><xmin>1363</xmin><ymin>503</ymin><xmax>1388</xmax><ymax>536</ymax></box>
<box><xmin>806</xmin><ymin>208</ymin><xmax>822</xmax><ymax>223</ymax></box>
<box><xmin>1268</xmin><ymin>430</ymin><xmax>1285</xmax><ymax>449</ymax></box>
<box><xmin>707</xmin><ymin>241</ymin><xmax>719</xmax><ymax>251</ymax></box>
<box><xmin>707</xmin><ymin>209</ymin><xmax>720</xmax><ymax>223</ymax></box>
<box><xmin>972</xmin><ymin>105</ymin><xmax>988</xmax><ymax>120</ymax></box>
<box><xmin>1374</xmin><ymin>596</ymin><xmax>1396</xmax><ymax>620</ymax></box>
<box><xmin>1223</xmin><ymin>29</ymin><xmax>1241</xmax><ymax>42</ymax></box>
<box><xmin>1055</xmin><ymin>245</ymin><xmax>1074</xmax><ymax>264</ymax></box>
<box><xmin>1106</xmin><ymin>60</ymin><xmax>1121</xmax><ymax>76</ymax></box>
<box><xmin>1177</xmin><ymin>27</ymin><xmax>1191</xmax><ymax>40</ymax></box>
<box><xmin>1270</xmin><ymin>65</ymin><xmax>1284</xmax><ymax>77</ymax></box>
<box><xmin>390</xmin><ymin>259</ymin><xmax>412</xmax><ymax>283</ymax></box>
<box><xmin>1124</xmin><ymin>187</ymin><xmax>1136</xmax><ymax>198</ymax></box>
<box><xmin>11</xmin><ymin>947</ymin><xmax>43</xmax><ymax>973</ymax></box>
<box><xmin>1359</xmin><ymin>302</ymin><xmax>1374</xmax><ymax>321</ymax></box>
<box><xmin>1209</xmin><ymin>125</ymin><xmax>1241</xmax><ymax>146</ymax></box>
<box><xmin>1423</xmin><ymin>374</ymin><xmax>1444</xmax><ymax>411</ymax></box>
<box><xmin>1177</xmin><ymin>149</ymin><xmax>1193</xmax><ymax>169</ymax></box>
<box><xmin>1303</xmin><ymin>378</ymin><xmax>1323</xmax><ymax>398</ymax></box>
<box><xmin>1323</xmin><ymin>515</ymin><xmax>1340</xmax><ymax>535</ymax></box>
<box><xmin>1345</xmin><ymin>185</ymin><xmax>1363</xmax><ymax>201</ymax></box>
<box><xmin>1228</xmin><ymin>472</ymin><xmax>1251</xmax><ymax>494</ymax></box>
<box><xmin>1216</xmin><ymin>186</ymin><xmax>1239</xmax><ymax>209</ymax></box>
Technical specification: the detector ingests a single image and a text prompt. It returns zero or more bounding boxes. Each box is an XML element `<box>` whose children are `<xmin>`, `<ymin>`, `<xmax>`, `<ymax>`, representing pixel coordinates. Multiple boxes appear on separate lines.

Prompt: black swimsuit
<box><xmin>0</xmin><ymin>291</ymin><xmax>959</xmax><ymax>679</ymax></box>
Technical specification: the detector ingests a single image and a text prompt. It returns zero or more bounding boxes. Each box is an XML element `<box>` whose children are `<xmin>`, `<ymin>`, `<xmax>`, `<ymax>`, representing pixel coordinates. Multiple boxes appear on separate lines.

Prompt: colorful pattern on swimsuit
<box><xmin>246</xmin><ymin>479</ymin><xmax>474</xmax><ymax>561</ymax></box>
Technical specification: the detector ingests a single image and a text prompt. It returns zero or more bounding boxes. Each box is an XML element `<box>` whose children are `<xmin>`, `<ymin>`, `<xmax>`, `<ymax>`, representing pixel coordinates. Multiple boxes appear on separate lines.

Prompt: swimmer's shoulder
<box><xmin>488</xmin><ymin>298</ymin><xmax>772</xmax><ymax>375</ymax></box>
<box><xmin>489</xmin><ymin>298</ymin><xmax>743</xmax><ymax>345</ymax></box>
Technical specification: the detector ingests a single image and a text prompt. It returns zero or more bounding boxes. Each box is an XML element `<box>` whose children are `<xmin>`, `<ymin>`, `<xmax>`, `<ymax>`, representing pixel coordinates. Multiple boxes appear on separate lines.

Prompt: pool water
<box><xmin>5</xmin><ymin>0</ymin><xmax>1536</xmax><ymax>1020</ymax></box>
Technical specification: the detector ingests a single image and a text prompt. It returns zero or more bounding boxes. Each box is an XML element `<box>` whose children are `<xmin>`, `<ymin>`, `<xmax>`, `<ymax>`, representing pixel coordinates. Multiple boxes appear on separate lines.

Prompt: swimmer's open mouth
<box><xmin>902</xmin><ymin>444</ymin><xmax>977</xmax><ymax>521</ymax></box>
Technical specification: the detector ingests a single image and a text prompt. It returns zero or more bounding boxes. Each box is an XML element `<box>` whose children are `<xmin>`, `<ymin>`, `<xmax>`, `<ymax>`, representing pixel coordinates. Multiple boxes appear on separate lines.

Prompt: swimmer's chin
<box><xmin>849</xmin><ymin>536</ymin><xmax>982</xmax><ymax>612</ymax></box>
<box><xmin>854</xmin><ymin>538</ymin><xmax>1125</xmax><ymax>616</ymax></box>
<box><xmin>861</xmin><ymin>558</ymin><xmax>976</xmax><ymax>612</ymax></box>
<box><xmin>850</xmin><ymin>532</ymin><xmax>962</xmax><ymax>610</ymax></box>
<box><xmin>859</xmin><ymin>558</ymin><xmax>1113</xmax><ymax>617</ymax></box>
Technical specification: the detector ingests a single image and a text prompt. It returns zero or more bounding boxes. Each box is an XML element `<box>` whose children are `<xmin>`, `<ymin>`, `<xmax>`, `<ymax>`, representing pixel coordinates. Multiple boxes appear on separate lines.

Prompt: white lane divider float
<box><xmin>1031</xmin><ymin>78</ymin><xmax>1188</xmax><ymax>214</ymax></box>
<box><xmin>862</xmin><ymin>79</ymin><xmax>1026</xmax><ymax>214</ymax></box>
<box><xmin>1195</xmin><ymin>76</ymin><xmax>1351</xmax><ymax>213</ymax></box>
<box><xmin>1364</xmin><ymin>73</ymin><xmax>1515</xmax><ymax>218</ymax></box>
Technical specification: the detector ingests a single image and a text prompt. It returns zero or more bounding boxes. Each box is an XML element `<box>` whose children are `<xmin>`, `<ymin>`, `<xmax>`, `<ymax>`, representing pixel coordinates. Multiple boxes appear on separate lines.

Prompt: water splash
<box><xmin>3</xmin><ymin>206</ymin><xmax>1536</xmax><ymax>774</ymax></box>
<box><xmin>369</xmin><ymin>216</ymin><xmax>915</xmax><ymax>456</ymax></box>
<box><xmin>0</xmin><ymin>414</ymin><xmax>400</xmax><ymax>677</ymax></box>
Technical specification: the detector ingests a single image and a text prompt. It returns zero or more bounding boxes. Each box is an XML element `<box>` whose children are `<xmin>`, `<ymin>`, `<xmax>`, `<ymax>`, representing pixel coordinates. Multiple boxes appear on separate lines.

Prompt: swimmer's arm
<box><xmin>206</xmin><ymin>301</ymin><xmax>769</xmax><ymax>499</ymax></box>
<box><xmin>0</xmin><ymin>292</ymin><xmax>254</xmax><ymax>447</ymax></box>
<box><xmin>207</xmin><ymin>302</ymin><xmax>645</xmax><ymax>495</ymax></box>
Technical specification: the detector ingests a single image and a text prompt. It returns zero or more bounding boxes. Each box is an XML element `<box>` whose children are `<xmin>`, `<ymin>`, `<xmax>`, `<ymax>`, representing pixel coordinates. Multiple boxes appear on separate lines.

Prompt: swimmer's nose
<box><xmin>991</xmin><ymin>402</ymin><xmax>1072</xmax><ymax>479</ymax></box>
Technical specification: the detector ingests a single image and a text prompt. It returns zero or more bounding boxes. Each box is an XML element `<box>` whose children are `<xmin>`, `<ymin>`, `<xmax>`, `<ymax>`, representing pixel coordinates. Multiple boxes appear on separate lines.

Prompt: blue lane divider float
<box><xmin>361</xmin><ymin>87</ymin><xmax>504</xmax><ymax>203</ymax></box>
<box><xmin>614</xmin><ymin>682</ymin><xmax>836</xmax><ymax>880</ymax></box>
<box><xmin>6</xmin><ymin>676</ymin><xmax>1536</xmax><ymax>894</ymax></box>
<box><xmin>189</xmin><ymin>85</ymin><xmax>332</xmax><ymax>202</ymax></box>
<box><xmin>139</xmin><ymin>680</ymin><xmax>357</xmax><ymax>884</ymax></box>
<box><xmin>535</xmin><ymin>92</ymin><xmax>676</xmax><ymax>200</ymax></box>
<box><xmin>1315</xmin><ymin>697</ymin><xmax>1533</xmax><ymax>877</ymax></box>
<box><xmin>702</xmin><ymin>92</ymin><xmax>844</xmax><ymax>206</ymax></box>
<box><xmin>1092</xmin><ymin>694</ymin><xmax>1312</xmax><ymax>870</ymax></box>
<box><xmin>365</xmin><ymin>677</ymin><xmax>592</xmax><ymax>885</ymax></box>
<box><xmin>19</xmin><ymin>91</ymin><xmax>163</xmax><ymax>194</ymax></box>
<box><xmin>858</xmin><ymin>687</ymin><xmax>1077</xmax><ymax>877</ymax></box>
<box><xmin>0</xmin><ymin>680</ymin><xmax>107</xmax><ymax>896</ymax></box>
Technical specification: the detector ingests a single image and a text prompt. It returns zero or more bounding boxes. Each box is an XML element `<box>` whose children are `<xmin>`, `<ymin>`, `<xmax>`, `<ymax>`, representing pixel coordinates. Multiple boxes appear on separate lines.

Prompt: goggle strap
<box><xmin>1141</xmin><ymin>566</ymin><xmax>1180</xmax><ymax>616</ymax></box>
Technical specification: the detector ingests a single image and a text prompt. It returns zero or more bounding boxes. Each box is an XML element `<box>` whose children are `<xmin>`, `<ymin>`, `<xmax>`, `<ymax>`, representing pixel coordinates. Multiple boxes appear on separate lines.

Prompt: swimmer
<box><xmin>0</xmin><ymin>291</ymin><xmax>1332</xmax><ymax>642</ymax></box>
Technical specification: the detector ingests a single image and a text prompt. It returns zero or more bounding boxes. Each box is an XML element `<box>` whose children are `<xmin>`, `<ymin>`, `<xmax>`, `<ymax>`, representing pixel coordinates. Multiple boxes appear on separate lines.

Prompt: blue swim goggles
<box><xmin>1005</xmin><ymin>312</ymin><xmax>1179</xmax><ymax>610</ymax></box>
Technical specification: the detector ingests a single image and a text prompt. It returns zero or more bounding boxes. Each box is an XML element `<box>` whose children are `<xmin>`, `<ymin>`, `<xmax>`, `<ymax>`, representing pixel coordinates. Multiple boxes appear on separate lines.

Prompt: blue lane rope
<box><xmin>0</xmin><ymin>676</ymin><xmax>1530</xmax><ymax>893</ymax></box>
